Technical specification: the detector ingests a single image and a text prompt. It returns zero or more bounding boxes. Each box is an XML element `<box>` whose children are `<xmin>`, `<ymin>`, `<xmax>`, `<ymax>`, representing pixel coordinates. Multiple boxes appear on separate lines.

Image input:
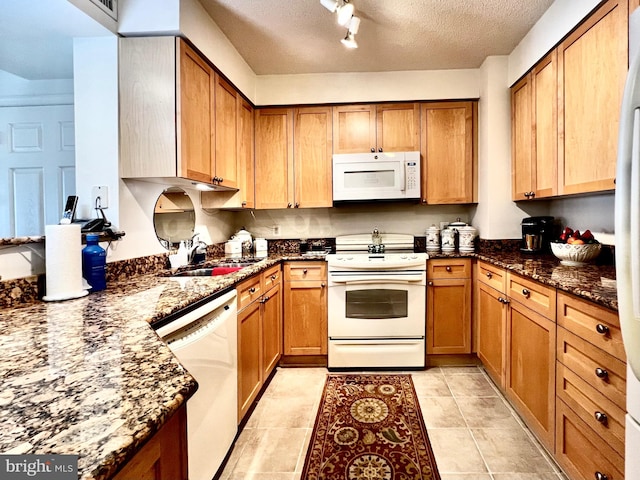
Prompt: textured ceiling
<box><xmin>199</xmin><ymin>0</ymin><xmax>555</xmax><ymax>75</ymax></box>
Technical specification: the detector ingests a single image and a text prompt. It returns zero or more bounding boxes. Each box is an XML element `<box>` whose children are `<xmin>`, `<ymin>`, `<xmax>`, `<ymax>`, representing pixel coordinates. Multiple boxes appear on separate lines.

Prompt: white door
<box><xmin>0</xmin><ymin>104</ymin><xmax>75</xmax><ymax>237</ymax></box>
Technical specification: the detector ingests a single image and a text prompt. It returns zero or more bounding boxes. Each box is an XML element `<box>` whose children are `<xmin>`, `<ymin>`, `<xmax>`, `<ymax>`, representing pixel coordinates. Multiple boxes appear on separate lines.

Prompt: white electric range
<box><xmin>325</xmin><ymin>233</ymin><xmax>428</xmax><ymax>369</ymax></box>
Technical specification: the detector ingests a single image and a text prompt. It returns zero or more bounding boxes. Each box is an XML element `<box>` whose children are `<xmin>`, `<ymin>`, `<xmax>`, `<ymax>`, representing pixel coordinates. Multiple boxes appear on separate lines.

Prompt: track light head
<box><xmin>347</xmin><ymin>15</ymin><xmax>361</xmax><ymax>35</ymax></box>
<box><xmin>337</xmin><ymin>1</ymin><xmax>355</xmax><ymax>26</ymax></box>
<box><xmin>320</xmin><ymin>0</ymin><xmax>338</xmax><ymax>13</ymax></box>
<box><xmin>341</xmin><ymin>31</ymin><xmax>358</xmax><ymax>49</ymax></box>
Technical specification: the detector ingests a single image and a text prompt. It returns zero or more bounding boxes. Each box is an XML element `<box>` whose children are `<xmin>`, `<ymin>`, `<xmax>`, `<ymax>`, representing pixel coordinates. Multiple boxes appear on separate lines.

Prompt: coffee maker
<box><xmin>521</xmin><ymin>216</ymin><xmax>554</xmax><ymax>253</ymax></box>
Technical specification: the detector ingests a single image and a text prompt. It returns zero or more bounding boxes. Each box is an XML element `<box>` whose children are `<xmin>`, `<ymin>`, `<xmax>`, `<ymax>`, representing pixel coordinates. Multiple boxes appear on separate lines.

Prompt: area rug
<box><xmin>301</xmin><ymin>374</ymin><xmax>441</xmax><ymax>480</ymax></box>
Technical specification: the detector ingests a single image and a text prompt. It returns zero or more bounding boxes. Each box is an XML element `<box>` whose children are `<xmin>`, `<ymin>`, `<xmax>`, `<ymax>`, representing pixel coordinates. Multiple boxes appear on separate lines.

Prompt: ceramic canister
<box><xmin>458</xmin><ymin>225</ymin><xmax>478</xmax><ymax>253</ymax></box>
<box><xmin>441</xmin><ymin>228</ymin><xmax>456</xmax><ymax>252</ymax></box>
<box><xmin>426</xmin><ymin>224</ymin><xmax>440</xmax><ymax>251</ymax></box>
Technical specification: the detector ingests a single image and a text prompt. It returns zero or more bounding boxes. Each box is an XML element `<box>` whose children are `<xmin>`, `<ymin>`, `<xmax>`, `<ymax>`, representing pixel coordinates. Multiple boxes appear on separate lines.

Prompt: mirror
<box><xmin>153</xmin><ymin>188</ymin><xmax>196</xmax><ymax>250</ymax></box>
<box><xmin>0</xmin><ymin>1</ymin><xmax>112</xmax><ymax>239</ymax></box>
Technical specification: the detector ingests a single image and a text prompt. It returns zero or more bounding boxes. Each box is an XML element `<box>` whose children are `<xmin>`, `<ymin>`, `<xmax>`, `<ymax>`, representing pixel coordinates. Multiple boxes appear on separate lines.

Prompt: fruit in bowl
<box><xmin>552</xmin><ymin>227</ymin><xmax>601</xmax><ymax>266</ymax></box>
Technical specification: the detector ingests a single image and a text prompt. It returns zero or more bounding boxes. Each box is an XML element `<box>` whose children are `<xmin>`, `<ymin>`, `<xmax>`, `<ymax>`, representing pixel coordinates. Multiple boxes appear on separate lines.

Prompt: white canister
<box><xmin>425</xmin><ymin>224</ymin><xmax>440</xmax><ymax>251</ymax></box>
<box><xmin>254</xmin><ymin>238</ymin><xmax>268</xmax><ymax>257</ymax></box>
<box><xmin>441</xmin><ymin>228</ymin><xmax>456</xmax><ymax>252</ymax></box>
<box><xmin>458</xmin><ymin>225</ymin><xmax>478</xmax><ymax>253</ymax></box>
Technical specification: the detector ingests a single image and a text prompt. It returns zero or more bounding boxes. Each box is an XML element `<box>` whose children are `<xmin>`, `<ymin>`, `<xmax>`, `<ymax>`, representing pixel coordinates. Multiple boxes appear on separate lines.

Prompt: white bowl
<box><xmin>550</xmin><ymin>242</ymin><xmax>601</xmax><ymax>266</ymax></box>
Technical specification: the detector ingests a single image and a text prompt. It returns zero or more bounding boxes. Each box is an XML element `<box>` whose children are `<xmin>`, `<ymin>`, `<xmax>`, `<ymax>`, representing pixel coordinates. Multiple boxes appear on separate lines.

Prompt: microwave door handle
<box><xmin>400</xmin><ymin>161</ymin><xmax>406</xmax><ymax>192</ymax></box>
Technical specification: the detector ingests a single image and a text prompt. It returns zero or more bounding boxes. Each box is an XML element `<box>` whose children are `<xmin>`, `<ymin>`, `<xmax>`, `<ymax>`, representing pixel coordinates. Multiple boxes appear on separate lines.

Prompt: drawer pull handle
<box><xmin>261</xmin><ymin>295</ymin><xmax>270</xmax><ymax>303</ymax></box>
<box><xmin>486</xmin><ymin>272</ymin><xmax>492</xmax><ymax>279</ymax></box>
<box><xmin>595</xmin><ymin>472</ymin><xmax>609</xmax><ymax>480</ymax></box>
<box><xmin>445</xmin><ymin>266</ymin><xmax>452</xmax><ymax>272</ymax></box>
<box><xmin>498</xmin><ymin>297</ymin><xmax>510</xmax><ymax>304</ymax></box>
<box><xmin>271</xmin><ymin>274</ymin><xmax>277</xmax><ymax>280</ymax></box>
<box><xmin>596</xmin><ymin>324</ymin><xmax>610</xmax><ymax>335</ymax></box>
<box><xmin>249</xmin><ymin>287</ymin><xmax>256</xmax><ymax>294</ymax></box>
<box><xmin>521</xmin><ymin>288</ymin><xmax>530</xmax><ymax>298</ymax></box>
<box><xmin>595</xmin><ymin>368</ymin><xmax>609</xmax><ymax>379</ymax></box>
<box><xmin>594</xmin><ymin>411</ymin><xmax>608</xmax><ymax>425</ymax></box>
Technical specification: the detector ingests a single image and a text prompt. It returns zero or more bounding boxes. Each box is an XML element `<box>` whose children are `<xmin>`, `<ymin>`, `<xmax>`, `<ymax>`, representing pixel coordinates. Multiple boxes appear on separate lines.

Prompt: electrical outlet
<box><xmin>92</xmin><ymin>186</ymin><xmax>109</xmax><ymax>209</ymax></box>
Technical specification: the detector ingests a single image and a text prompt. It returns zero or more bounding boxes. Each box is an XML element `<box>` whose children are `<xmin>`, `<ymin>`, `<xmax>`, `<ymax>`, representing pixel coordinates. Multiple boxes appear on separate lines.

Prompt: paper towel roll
<box><xmin>43</xmin><ymin>224</ymin><xmax>89</xmax><ymax>302</ymax></box>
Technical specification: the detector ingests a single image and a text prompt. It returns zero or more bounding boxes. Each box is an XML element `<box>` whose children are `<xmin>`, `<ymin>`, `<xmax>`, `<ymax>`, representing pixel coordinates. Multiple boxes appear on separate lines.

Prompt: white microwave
<box><xmin>332</xmin><ymin>151</ymin><xmax>421</xmax><ymax>202</ymax></box>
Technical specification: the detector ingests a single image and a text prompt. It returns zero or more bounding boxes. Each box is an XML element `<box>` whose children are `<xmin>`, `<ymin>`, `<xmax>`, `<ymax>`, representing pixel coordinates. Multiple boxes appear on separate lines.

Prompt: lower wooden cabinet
<box><xmin>283</xmin><ymin>262</ymin><xmax>327</xmax><ymax>356</ymax></box>
<box><xmin>476</xmin><ymin>280</ymin><xmax>507</xmax><ymax>387</ymax></box>
<box><xmin>427</xmin><ymin>259</ymin><xmax>471</xmax><ymax>354</ymax></box>
<box><xmin>237</xmin><ymin>265</ymin><xmax>282</xmax><ymax>422</ymax></box>
<box><xmin>113</xmin><ymin>404</ymin><xmax>188</xmax><ymax>480</ymax></box>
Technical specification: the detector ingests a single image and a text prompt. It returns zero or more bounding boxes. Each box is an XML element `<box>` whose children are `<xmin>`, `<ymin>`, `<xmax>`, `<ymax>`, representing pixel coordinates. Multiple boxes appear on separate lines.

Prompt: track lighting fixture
<box><xmin>320</xmin><ymin>0</ymin><xmax>361</xmax><ymax>49</ymax></box>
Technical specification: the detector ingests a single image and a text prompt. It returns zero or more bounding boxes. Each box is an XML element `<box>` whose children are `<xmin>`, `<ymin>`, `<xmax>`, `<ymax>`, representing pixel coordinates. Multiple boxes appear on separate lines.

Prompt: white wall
<box><xmin>508</xmin><ymin>0</ymin><xmax>601</xmax><ymax>85</ymax></box>
<box><xmin>0</xmin><ymin>72</ymin><xmax>73</xmax><ymax>106</ymax></box>
<box><xmin>256</xmin><ymin>69</ymin><xmax>480</xmax><ymax>106</ymax></box>
<box><xmin>118</xmin><ymin>0</ymin><xmax>180</xmax><ymax>35</ymax></box>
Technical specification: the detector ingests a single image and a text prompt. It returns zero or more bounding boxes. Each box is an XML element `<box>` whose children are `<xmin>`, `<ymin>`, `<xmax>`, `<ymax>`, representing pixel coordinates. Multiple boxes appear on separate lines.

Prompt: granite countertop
<box><xmin>0</xmin><ymin>251</ymin><xmax>617</xmax><ymax>479</ymax></box>
<box><xmin>0</xmin><ymin>254</ymin><xmax>313</xmax><ymax>480</ymax></box>
<box><xmin>429</xmin><ymin>250</ymin><xmax>618</xmax><ymax>311</ymax></box>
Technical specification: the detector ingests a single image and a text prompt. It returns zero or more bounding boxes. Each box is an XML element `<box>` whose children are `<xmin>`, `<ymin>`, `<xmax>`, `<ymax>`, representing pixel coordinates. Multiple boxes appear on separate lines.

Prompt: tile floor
<box><xmin>219</xmin><ymin>366</ymin><xmax>568</xmax><ymax>480</ymax></box>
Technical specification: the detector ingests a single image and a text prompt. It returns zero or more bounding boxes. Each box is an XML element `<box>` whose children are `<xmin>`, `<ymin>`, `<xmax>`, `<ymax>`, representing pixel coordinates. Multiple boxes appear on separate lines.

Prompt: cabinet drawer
<box><xmin>285</xmin><ymin>262</ymin><xmax>327</xmax><ymax>281</ymax></box>
<box><xmin>506</xmin><ymin>272</ymin><xmax>556</xmax><ymax>319</ymax></box>
<box><xmin>237</xmin><ymin>275</ymin><xmax>262</xmax><ymax>310</ymax></box>
<box><xmin>556</xmin><ymin>362</ymin><xmax>625</xmax><ymax>455</ymax></box>
<box><xmin>263</xmin><ymin>264</ymin><xmax>281</xmax><ymax>291</ymax></box>
<box><xmin>556</xmin><ymin>398</ymin><xmax>624</xmax><ymax>480</ymax></box>
<box><xmin>557</xmin><ymin>292</ymin><xmax>625</xmax><ymax>363</ymax></box>
<box><xmin>428</xmin><ymin>258</ymin><xmax>470</xmax><ymax>279</ymax></box>
<box><xmin>557</xmin><ymin>327</ymin><xmax>626</xmax><ymax>410</ymax></box>
<box><xmin>476</xmin><ymin>261</ymin><xmax>506</xmax><ymax>293</ymax></box>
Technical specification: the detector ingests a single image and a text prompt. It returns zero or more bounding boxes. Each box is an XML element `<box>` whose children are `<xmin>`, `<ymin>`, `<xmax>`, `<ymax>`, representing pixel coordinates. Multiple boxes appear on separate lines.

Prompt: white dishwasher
<box><xmin>156</xmin><ymin>288</ymin><xmax>238</xmax><ymax>480</ymax></box>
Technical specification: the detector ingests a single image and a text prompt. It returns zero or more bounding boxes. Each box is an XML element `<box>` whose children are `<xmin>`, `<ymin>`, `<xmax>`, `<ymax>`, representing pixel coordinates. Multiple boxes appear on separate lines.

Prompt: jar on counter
<box><xmin>426</xmin><ymin>224</ymin><xmax>440</xmax><ymax>252</ymax></box>
<box><xmin>458</xmin><ymin>225</ymin><xmax>478</xmax><ymax>253</ymax></box>
<box><xmin>441</xmin><ymin>228</ymin><xmax>456</xmax><ymax>252</ymax></box>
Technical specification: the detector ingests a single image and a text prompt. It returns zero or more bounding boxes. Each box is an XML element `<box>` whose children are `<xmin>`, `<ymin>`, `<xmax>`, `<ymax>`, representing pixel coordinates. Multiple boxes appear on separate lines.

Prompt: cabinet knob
<box><xmin>219</xmin><ymin>177</ymin><xmax>223</xmax><ymax>183</ymax></box>
<box><xmin>422</xmin><ymin>198</ymin><xmax>427</xmax><ymax>204</ymax></box>
<box><xmin>378</xmin><ymin>148</ymin><xmax>383</xmax><ymax>152</ymax></box>
<box><xmin>498</xmin><ymin>297</ymin><xmax>510</xmax><ymax>304</ymax></box>
<box><xmin>271</xmin><ymin>274</ymin><xmax>277</xmax><ymax>280</ymax></box>
<box><xmin>486</xmin><ymin>272</ymin><xmax>493</xmax><ymax>279</ymax></box>
<box><xmin>595</xmin><ymin>367</ymin><xmax>609</xmax><ymax>379</ymax></box>
<box><xmin>595</xmin><ymin>472</ymin><xmax>609</xmax><ymax>480</ymax></box>
<box><xmin>303</xmin><ymin>269</ymin><xmax>308</xmax><ymax>274</ymax></box>
<box><xmin>522</xmin><ymin>288</ymin><xmax>530</xmax><ymax>298</ymax></box>
<box><xmin>321</xmin><ymin>282</ymin><xmax>326</xmax><ymax>288</ymax></box>
<box><xmin>294</xmin><ymin>202</ymin><xmax>299</xmax><ymax>208</ymax></box>
<box><xmin>241</xmin><ymin>201</ymin><xmax>247</xmax><ymax>207</ymax></box>
<box><xmin>596</xmin><ymin>324</ymin><xmax>610</xmax><ymax>335</ymax></box>
<box><xmin>529</xmin><ymin>191</ymin><xmax>535</xmax><ymax>198</ymax></box>
<box><xmin>428</xmin><ymin>281</ymin><xmax>434</xmax><ymax>286</ymax></box>
<box><xmin>371</xmin><ymin>147</ymin><xmax>375</xmax><ymax>153</ymax></box>
<box><xmin>287</xmin><ymin>203</ymin><xmax>292</xmax><ymax>208</ymax></box>
<box><xmin>594</xmin><ymin>411</ymin><xmax>608</xmax><ymax>425</ymax></box>
<box><xmin>249</xmin><ymin>287</ymin><xmax>256</xmax><ymax>294</ymax></box>
<box><xmin>445</xmin><ymin>266</ymin><xmax>452</xmax><ymax>272</ymax></box>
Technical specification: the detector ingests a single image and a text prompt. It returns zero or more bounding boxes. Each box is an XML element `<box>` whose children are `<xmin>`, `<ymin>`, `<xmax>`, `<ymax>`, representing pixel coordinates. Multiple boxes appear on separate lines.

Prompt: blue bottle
<box><xmin>82</xmin><ymin>233</ymin><xmax>107</xmax><ymax>292</ymax></box>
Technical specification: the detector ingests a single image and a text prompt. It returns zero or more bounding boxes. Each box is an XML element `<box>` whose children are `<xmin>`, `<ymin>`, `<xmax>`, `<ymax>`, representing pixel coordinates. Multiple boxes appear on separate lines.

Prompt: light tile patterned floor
<box><xmin>219</xmin><ymin>366</ymin><xmax>568</xmax><ymax>480</ymax></box>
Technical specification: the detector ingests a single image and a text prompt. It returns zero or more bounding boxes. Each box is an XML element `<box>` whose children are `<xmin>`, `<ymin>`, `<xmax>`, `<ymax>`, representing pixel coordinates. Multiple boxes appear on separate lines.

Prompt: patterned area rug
<box><xmin>302</xmin><ymin>374</ymin><xmax>441</xmax><ymax>480</ymax></box>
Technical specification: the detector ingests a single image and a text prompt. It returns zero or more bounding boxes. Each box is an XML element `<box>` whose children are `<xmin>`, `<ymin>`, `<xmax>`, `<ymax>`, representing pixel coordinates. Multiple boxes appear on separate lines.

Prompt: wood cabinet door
<box><xmin>532</xmin><ymin>50</ymin><xmax>558</xmax><ymax>198</ymax></box>
<box><xmin>333</xmin><ymin>104</ymin><xmax>376</xmax><ymax>153</ymax></box>
<box><xmin>294</xmin><ymin>106</ymin><xmax>333</xmax><ymax>208</ymax></box>
<box><xmin>255</xmin><ymin>108</ymin><xmax>294</xmax><ymax>209</ymax></box>
<box><xmin>237</xmin><ymin>98</ymin><xmax>255</xmax><ymax>208</ymax></box>
<box><xmin>237</xmin><ymin>300</ymin><xmax>262</xmax><ymax>421</ymax></box>
<box><xmin>477</xmin><ymin>282</ymin><xmax>507</xmax><ymax>387</ymax></box>
<box><xmin>505</xmin><ymin>299</ymin><xmax>556</xmax><ymax>451</ymax></box>
<box><xmin>178</xmin><ymin>39</ymin><xmax>214</xmax><ymax>184</ymax></box>
<box><xmin>376</xmin><ymin>103</ymin><xmax>420</xmax><ymax>152</ymax></box>
<box><xmin>427</xmin><ymin>278</ymin><xmax>471</xmax><ymax>354</ymax></box>
<box><xmin>284</xmin><ymin>279</ymin><xmax>327</xmax><ymax>355</ymax></box>
<box><xmin>558</xmin><ymin>0</ymin><xmax>627</xmax><ymax>195</ymax></box>
<box><xmin>421</xmin><ymin>102</ymin><xmax>474</xmax><ymax>204</ymax></box>
<box><xmin>262</xmin><ymin>283</ymin><xmax>282</xmax><ymax>379</ymax></box>
<box><xmin>511</xmin><ymin>74</ymin><xmax>534</xmax><ymax>201</ymax></box>
<box><xmin>214</xmin><ymin>74</ymin><xmax>239</xmax><ymax>189</ymax></box>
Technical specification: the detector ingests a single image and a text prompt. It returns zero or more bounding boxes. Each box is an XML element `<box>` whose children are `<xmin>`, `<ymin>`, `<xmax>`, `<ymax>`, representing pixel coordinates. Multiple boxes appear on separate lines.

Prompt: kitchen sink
<box><xmin>170</xmin><ymin>258</ymin><xmax>263</xmax><ymax>277</ymax></box>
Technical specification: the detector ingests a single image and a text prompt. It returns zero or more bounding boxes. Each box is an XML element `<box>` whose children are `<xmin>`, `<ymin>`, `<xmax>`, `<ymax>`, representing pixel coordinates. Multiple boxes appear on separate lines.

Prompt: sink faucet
<box><xmin>188</xmin><ymin>233</ymin><xmax>207</xmax><ymax>264</ymax></box>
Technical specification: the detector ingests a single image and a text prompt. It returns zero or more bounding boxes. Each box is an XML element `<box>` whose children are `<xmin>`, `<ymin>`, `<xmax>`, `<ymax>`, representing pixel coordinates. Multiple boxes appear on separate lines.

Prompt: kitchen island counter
<box><xmin>0</xmin><ymin>254</ymin><xmax>320</xmax><ymax>479</ymax></box>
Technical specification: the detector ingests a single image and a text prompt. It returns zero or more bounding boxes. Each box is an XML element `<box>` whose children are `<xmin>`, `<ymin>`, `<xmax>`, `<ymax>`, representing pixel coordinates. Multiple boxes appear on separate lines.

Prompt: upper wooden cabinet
<box><xmin>213</xmin><ymin>75</ymin><xmax>239</xmax><ymax>189</ymax></box>
<box><xmin>511</xmin><ymin>52</ymin><xmax>558</xmax><ymax>201</ymax></box>
<box><xmin>237</xmin><ymin>98</ymin><xmax>255</xmax><ymax>208</ymax></box>
<box><xmin>420</xmin><ymin>102</ymin><xmax>476</xmax><ymax>204</ymax></box>
<box><xmin>558</xmin><ymin>0</ymin><xmax>627</xmax><ymax>195</ymax></box>
<box><xmin>255</xmin><ymin>107</ymin><xmax>332</xmax><ymax>209</ymax></box>
<box><xmin>511</xmin><ymin>0</ymin><xmax>628</xmax><ymax>199</ymax></box>
<box><xmin>333</xmin><ymin>103</ymin><xmax>420</xmax><ymax>154</ymax></box>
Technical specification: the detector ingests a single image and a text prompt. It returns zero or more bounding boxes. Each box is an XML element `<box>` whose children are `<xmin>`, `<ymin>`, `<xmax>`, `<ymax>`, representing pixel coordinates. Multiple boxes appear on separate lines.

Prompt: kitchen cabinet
<box><xmin>558</xmin><ymin>0</ymin><xmax>627</xmax><ymax>195</ymax></box>
<box><xmin>113</xmin><ymin>404</ymin><xmax>187</xmax><ymax>480</ymax></box>
<box><xmin>283</xmin><ymin>262</ymin><xmax>327</xmax><ymax>356</ymax></box>
<box><xmin>476</xmin><ymin>261</ymin><xmax>508</xmax><ymax>387</ymax></box>
<box><xmin>237</xmin><ymin>264</ymin><xmax>283</xmax><ymax>421</ymax></box>
<box><xmin>555</xmin><ymin>292</ymin><xmax>626</xmax><ymax>480</ymax></box>
<box><xmin>333</xmin><ymin>103</ymin><xmax>420</xmax><ymax>154</ymax></box>
<box><xmin>213</xmin><ymin>74</ymin><xmax>239</xmax><ymax>188</ymax></box>
<box><xmin>426</xmin><ymin>258</ymin><xmax>471</xmax><ymax>354</ymax></box>
<box><xmin>255</xmin><ymin>107</ymin><xmax>332</xmax><ymax>209</ymax></box>
<box><xmin>511</xmin><ymin>51</ymin><xmax>557</xmax><ymax>201</ymax></box>
<box><xmin>420</xmin><ymin>102</ymin><xmax>476</xmax><ymax>204</ymax></box>
<box><xmin>504</xmin><ymin>273</ymin><xmax>556</xmax><ymax>451</ymax></box>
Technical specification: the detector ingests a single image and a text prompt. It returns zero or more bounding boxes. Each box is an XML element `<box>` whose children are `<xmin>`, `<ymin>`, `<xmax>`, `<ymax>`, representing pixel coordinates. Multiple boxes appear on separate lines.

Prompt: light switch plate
<box><xmin>92</xmin><ymin>185</ymin><xmax>109</xmax><ymax>209</ymax></box>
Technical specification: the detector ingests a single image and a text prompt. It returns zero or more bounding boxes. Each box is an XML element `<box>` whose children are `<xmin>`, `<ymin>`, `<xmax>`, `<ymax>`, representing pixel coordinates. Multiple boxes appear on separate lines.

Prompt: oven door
<box><xmin>328</xmin><ymin>277</ymin><xmax>425</xmax><ymax>338</ymax></box>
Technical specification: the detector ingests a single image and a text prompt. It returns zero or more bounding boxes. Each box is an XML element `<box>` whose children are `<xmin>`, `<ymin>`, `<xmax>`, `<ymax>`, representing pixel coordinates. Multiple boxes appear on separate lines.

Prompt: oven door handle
<box><xmin>330</xmin><ymin>278</ymin><xmax>424</xmax><ymax>285</ymax></box>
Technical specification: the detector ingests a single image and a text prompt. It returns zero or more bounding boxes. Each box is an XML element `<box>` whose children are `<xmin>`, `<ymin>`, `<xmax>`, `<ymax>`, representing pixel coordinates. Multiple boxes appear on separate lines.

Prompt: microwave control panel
<box><xmin>406</xmin><ymin>162</ymin><xmax>418</xmax><ymax>191</ymax></box>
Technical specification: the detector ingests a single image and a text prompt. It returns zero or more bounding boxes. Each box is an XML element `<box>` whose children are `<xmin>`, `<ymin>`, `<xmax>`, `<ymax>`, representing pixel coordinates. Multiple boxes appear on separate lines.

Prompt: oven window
<box><xmin>345</xmin><ymin>289</ymin><xmax>408</xmax><ymax>319</ymax></box>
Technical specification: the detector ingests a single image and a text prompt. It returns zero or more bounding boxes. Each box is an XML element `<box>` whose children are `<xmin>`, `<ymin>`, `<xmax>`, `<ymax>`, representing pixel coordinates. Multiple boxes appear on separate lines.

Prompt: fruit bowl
<box><xmin>550</xmin><ymin>242</ymin><xmax>601</xmax><ymax>266</ymax></box>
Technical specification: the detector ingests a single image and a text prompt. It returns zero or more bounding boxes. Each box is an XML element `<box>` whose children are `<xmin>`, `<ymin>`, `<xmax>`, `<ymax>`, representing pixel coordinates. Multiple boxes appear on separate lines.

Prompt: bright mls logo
<box><xmin>1</xmin><ymin>455</ymin><xmax>78</xmax><ymax>479</ymax></box>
